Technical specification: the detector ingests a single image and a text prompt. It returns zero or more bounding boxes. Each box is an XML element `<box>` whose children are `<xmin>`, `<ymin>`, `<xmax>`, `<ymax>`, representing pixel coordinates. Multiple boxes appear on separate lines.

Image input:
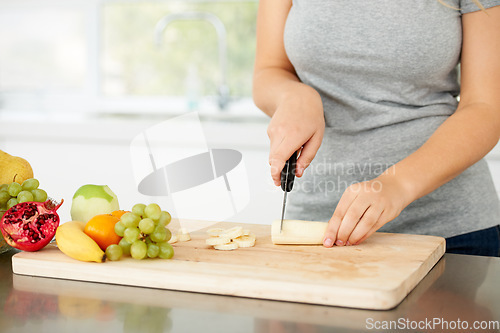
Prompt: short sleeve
<box><xmin>461</xmin><ymin>0</ymin><xmax>500</xmax><ymax>14</ymax></box>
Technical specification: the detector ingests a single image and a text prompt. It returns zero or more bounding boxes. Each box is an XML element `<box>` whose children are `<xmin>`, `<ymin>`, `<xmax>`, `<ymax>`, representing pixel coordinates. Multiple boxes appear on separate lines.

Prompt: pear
<box><xmin>70</xmin><ymin>185</ymin><xmax>119</xmax><ymax>223</ymax></box>
<box><xmin>0</xmin><ymin>150</ymin><xmax>34</xmax><ymax>184</ymax></box>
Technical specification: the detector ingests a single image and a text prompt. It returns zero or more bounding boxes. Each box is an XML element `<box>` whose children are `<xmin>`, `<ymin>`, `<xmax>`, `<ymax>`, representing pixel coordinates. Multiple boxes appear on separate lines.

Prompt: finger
<box><xmin>323</xmin><ymin>189</ymin><xmax>358</xmax><ymax>247</ymax></box>
<box><xmin>269</xmin><ymin>158</ymin><xmax>286</xmax><ymax>186</ymax></box>
<box><xmin>267</xmin><ymin>121</ymin><xmax>284</xmax><ymax>184</ymax></box>
<box><xmin>335</xmin><ymin>199</ymin><xmax>371</xmax><ymax>246</ymax></box>
<box><xmin>296</xmin><ymin>132</ymin><xmax>323</xmax><ymax>177</ymax></box>
<box><xmin>323</xmin><ymin>212</ymin><xmax>342</xmax><ymax>248</ymax></box>
<box><xmin>355</xmin><ymin>210</ymin><xmax>389</xmax><ymax>244</ymax></box>
<box><xmin>268</xmin><ymin>135</ymin><xmax>288</xmax><ymax>186</ymax></box>
<box><xmin>356</xmin><ymin>221</ymin><xmax>384</xmax><ymax>245</ymax></box>
<box><xmin>347</xmin><ymin>205</ymin><xmax>384</xmax><ymax>245</ymax></box>
<box><xmin>268</xmin><ymin>127</ymin><xmax>284</xmax><ymax>160</ymax></box>
<box><xmin>269</xmin><ymin>139</ymin><xmax>305</xmax><ymax>186</ymax></box>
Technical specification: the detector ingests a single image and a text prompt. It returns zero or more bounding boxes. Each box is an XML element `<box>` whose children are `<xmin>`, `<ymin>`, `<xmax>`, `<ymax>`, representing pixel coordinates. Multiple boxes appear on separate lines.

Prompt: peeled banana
<box><xmin>55</xmin><ymin>221</ymin><xmax>106</xmax><ymax>263</ymax></box>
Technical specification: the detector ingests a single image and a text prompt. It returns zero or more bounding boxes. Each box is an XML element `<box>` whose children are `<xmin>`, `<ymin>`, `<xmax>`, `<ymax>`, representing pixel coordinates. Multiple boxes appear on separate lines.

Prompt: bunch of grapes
<box><xmin>0</xmin><ymin>178</ymin><xmax>48</xmax><ymax>217</ymax></box>
<box><xmin>105</xmin><ymin>203</ymin><xmax>174</xmax><ymax>261</ymax></box>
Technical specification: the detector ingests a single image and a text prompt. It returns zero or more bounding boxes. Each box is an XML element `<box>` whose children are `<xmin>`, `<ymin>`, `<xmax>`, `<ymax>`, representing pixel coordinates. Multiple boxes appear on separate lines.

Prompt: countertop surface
<box><xmin>0</xmin><ymin>249</ymin><xmax>499</xmax><ymax>333</ymax></box>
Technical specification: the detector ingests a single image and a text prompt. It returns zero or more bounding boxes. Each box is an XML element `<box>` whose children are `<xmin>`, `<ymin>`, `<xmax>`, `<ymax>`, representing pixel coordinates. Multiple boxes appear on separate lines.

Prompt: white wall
<box><xmin>0</xmin><ymin>114</ymin><xmax>282</xmax><ymax>227</ymax></box>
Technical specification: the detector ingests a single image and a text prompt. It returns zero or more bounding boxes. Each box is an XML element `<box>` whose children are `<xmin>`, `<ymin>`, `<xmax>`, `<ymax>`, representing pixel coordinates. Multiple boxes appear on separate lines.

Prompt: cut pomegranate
<box><xmin>0</xmin><ymin>199</ymin><xmax>63</xmax><ymax>251</ymax></box>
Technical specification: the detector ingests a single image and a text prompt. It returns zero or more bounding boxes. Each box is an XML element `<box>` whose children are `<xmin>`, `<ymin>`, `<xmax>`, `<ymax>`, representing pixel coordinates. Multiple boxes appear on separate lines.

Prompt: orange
<box><xmin>111</xmin><ymin>210</ymin><xmax>127</xmax><ymax>219</ymax></box>
<box><xmin>84</xmin><ymin>214</ymin><xmax>121</xmax><ymax>251</ymax></box>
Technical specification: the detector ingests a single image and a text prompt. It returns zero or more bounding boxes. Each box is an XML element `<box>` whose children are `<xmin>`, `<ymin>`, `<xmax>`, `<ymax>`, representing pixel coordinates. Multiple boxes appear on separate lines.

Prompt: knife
<box><xmin>280</xmin><ymin>150</ymin><xmax>298</xmax><ymax>233</ymax></box>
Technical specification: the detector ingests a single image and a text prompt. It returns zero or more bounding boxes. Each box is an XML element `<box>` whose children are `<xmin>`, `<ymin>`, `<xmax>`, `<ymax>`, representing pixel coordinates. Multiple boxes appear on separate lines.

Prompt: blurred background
<box><xmin>0</xmin><ymin>0</ymin><xmax>281</xmax><ymax>224</ymax></box>
<box><xmin>0</xmin><ymin>0</ymin><xmax>498</xmax><ymax>225</ymax></box>
<box><xmin>0</xmin><ymin>0</ymin><xmax>258</xmax><ymax>114</ymax></box>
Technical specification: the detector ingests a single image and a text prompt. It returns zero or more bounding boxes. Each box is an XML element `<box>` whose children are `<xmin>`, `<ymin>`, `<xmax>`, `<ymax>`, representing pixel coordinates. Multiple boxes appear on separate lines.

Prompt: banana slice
<box><xmin>206</xmin><ymin>228</ymin><xmax>225</xmax><ymax>237</ymax></box>
<box><xmin>214</xmin><ymin>242</ymin><xmax>239</xmax><ymax>251</ymax></box>
<box><xmin>222</xmin><ymin>226</ymin><xmax>243</xmax><ymax>239</ymax></box>
<box><xmin>176</xmin><ymin>228</ymin><xmax>191</xmax><ymax>242</ymax></box>
<box><xmin>168</xmin><ymin>234</ymin><xmax>178</xmax><ymax>244</ymax></box>
<box><xmin>177</xmin><ymin>233</ymin><xmax>191</xmax><ymax>242</ymax></box>
<box><xmin>205</xmin><ymin>226</ymin><xmax>256</xmax><ymax>251</ymax></box>
<box><xmin>233</xmin><ymin>234</ymin><xmax>256</xmax><ymax>248</ymax></box>
<box><xmin>205</xmin><ymin>236</ymin><xmax>231</xmax><ymax>246</ymax></box>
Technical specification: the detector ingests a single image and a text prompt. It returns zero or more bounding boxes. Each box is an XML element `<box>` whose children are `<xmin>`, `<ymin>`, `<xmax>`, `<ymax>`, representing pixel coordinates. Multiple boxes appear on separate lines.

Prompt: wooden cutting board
<box><xmin>12</xmin><ymin>221</ymin><xmax>445</xmax><ymax>310</ymax></box>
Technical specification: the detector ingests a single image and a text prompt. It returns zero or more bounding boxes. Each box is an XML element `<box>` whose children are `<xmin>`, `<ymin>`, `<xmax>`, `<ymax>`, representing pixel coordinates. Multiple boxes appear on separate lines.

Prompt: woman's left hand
<box><xmin>322</xmin><ymin>173</ymin><xmax>414</xmax><ymax>247</ymax></box>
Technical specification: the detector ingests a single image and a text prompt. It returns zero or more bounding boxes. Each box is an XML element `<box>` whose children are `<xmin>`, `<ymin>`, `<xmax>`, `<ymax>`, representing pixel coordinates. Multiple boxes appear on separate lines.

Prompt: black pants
<box><xmin>446</xmin><ymin>225</ymin><xmax>500</xmax><ymax>257</ymax></box>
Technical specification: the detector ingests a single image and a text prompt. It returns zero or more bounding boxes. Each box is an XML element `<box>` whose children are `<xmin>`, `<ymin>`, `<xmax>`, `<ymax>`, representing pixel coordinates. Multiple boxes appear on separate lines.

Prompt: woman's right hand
<box><xmin>252</xmin><ymin>0</ymin><xmax>324</xmax><ymax>185</ymax></box>
<box><xmin>267</xmin><ymin>84</ymin><xmax>325</xmax><ymax>186</ymax></box>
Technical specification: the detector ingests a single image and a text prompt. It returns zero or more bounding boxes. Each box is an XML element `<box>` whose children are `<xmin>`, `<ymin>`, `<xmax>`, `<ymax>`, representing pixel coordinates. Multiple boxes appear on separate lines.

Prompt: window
<box><xmin>0</xmin><ymin>1</ymin><xmax>90</xmax><ymax>112</ymax></box>
<box><xmin>0</xmin><ymin>0</ymin><xmax>258</xmax><ymax>114</ymax></box>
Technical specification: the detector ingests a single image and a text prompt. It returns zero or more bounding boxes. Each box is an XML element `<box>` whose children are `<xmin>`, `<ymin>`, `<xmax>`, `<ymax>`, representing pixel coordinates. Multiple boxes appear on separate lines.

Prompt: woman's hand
<box><xmin>323</xmin><ymin>172</ymin><xmax>414</xmax><ymax>247</ymax></box>
<box><xmin>267</xmin><ymin>85</ymin><xmax>325</xmax><ymax>186</ymax></box>
<box><xmin>252</xmin><ymin>0</ymin><xmax>323</xmax><ymax>184</ymax></box>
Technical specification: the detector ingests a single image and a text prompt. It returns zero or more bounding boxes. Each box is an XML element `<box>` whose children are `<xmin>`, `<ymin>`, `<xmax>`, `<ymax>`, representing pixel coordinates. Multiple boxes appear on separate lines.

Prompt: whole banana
<box><xmin>55</xmin><ymin>221</ymin><xmax>106</xmax><ymax>263</ymax></box>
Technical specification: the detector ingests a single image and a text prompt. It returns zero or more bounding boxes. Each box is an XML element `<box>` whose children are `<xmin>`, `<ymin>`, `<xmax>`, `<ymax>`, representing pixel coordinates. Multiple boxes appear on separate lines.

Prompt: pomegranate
<box><xmin>0</xmin><ymin>199</ymin><xmax>63</xmax><ymax>251</ymax></box>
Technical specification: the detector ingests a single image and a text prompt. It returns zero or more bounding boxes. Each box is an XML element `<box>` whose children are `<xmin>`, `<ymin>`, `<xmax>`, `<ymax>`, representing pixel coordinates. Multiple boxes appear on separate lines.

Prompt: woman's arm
<box><xmin>253</xmin><ymin>0</ymin><xmax>325</xmax><ymax>185</ymax></box>
<box><xmin>323</xmin><ymin>6</ymin><xmax>500</xmax><ymax>247</ymax></box>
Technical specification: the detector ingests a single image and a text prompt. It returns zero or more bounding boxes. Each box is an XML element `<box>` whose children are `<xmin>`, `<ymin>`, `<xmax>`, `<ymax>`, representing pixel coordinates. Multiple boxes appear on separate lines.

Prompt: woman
<box><xmin>253</xmin><ymin>0</ymin><xmax>500</xmax><ymax>256</ymax></box>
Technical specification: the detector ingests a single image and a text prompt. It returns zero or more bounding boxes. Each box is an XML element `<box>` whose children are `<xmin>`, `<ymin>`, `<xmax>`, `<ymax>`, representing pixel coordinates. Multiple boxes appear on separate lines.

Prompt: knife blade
<box><xmin>280</xmin><ymin>151</ymin><xmax>298</xmax><ymax>232</ymax></box>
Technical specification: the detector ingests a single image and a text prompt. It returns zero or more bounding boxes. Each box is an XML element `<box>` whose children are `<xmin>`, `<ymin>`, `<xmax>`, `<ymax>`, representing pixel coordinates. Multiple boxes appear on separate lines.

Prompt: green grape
<box><xmin>164</xmin><ymin>228</ymin><xmax>172</xmax><ymax>242</ymax></box>
<box><xmin>31</xmin><ymin>189</ymin><xmax>48</xmax><ymax>202</ymax></box>
<box><xmin>159</xmin><ymin>242</ymin><xmax>174</xmax><ymax>259</ymax></box>
<box><xmin>114</xmin><ymin>221</ymin><xmax>126</xmax><ymax>237</ymax></box>
<box><xmin>144</xmin><ymin>235</ymin><xmax>153</xmax><ymax>244</ymax></box>
<box><xmin>158</xmin><ymin>211</ymin><xmax>172</xmax><ymax>227</ymax></box>
<box><xmin>0</xmin><ymin>184</ymin><xmax>8</xmax><ymax>191</ymax></box>
<box><xmin>147</xmin><ymin>243</ymin><xmax>160</xmax><ymax>258</ymax></box>
<box><xmin>7</xmin><ymin>182</ymin><xmax>22</xmax><ymax>197</ymax></box>
<box><xmin>0</xmin><ymin>190</ymin><xmax>10</xmax><ymax>205</ymax></box>
<box><xmin>139</xmin><ymin>218</ymin><xmax>155</xmax><ymax>234</ymax></box>
<box><xmin>150</xmin><ymin>226</ymin><xmax>167</xmax><ymax>243</ymax></box>
<box><xmin>130</xmin><ymin>240</ymin><xmax>147</xmax><ymax>260</ymax></box>
<box><xmin>21</xmin><ymin>178</ymin><xmax>39</xmax><ymax>191</ymax></box>
<box><xmin>123</xmin><ymin>227</ymin><xmax>141</xmax><ymax>243</ymax></box>
<box><xmin>106</xmin><ymin>244</ymin><xmax>123</xmax><ymax>261</ymax></box>
<box><xmin>131</xmin><ymin>203</ymin><xmax>146</xmax><ymax>217</ymax></box>
<box><xmin>17</xmin><ymin>190</ymin><xmax>34</xmax><ymax>203</ymax></box>
<box><xmin>6</xmin><ymin>198</ymin><xmax>18</xmax><ymax>209</ymax></box>
<box><xmin>119</xmin><ymin>238</ymin><xmax>132</xmax><ymax>256</ymax></box>
<box><xmin>144</xmin><ymin>203</ymin><xmax>161</xmax><ymax>221</ymax></box>
<box><xmin>121</xmin><ymin>212</ymin><xmax>140</xmax><ymax>228</ymax></box>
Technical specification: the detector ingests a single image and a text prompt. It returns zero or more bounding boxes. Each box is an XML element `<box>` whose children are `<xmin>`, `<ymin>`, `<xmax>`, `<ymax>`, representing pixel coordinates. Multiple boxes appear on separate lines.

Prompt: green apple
<box><xmin>70</xmin><ymin>184</ymin><xmax>119</xmax><ymax>223</ymax></box>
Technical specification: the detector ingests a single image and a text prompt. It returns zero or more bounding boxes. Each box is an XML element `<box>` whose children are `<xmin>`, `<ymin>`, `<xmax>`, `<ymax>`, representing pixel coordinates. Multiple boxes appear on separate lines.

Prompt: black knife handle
<box><xmin>281</xmin><ymin>151</ymin><xmax>298</xmax><ymax>192</ymax></box>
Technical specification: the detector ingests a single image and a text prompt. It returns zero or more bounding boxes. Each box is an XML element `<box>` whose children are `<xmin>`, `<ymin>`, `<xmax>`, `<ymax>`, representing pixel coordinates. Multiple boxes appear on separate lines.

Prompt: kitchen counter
<box><xmin>0</xmin><ymin>249</ymin><xmax>499</xmax><ymax>333</ymax></box>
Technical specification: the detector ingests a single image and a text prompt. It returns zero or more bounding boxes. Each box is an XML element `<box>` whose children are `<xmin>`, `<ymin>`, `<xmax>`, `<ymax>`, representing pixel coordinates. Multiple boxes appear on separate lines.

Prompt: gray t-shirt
<box><xmin>283</xmin><ymin>0</ymin><xmax>500</xmax><ymax>238</ymax></box>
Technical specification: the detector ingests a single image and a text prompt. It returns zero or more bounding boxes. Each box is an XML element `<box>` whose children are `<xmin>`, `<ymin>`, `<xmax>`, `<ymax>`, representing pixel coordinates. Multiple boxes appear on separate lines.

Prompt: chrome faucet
<box><xmin>154</xmin><ymin>12</ymin><xmax>230</xmax><ymax>110</ymax></box>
